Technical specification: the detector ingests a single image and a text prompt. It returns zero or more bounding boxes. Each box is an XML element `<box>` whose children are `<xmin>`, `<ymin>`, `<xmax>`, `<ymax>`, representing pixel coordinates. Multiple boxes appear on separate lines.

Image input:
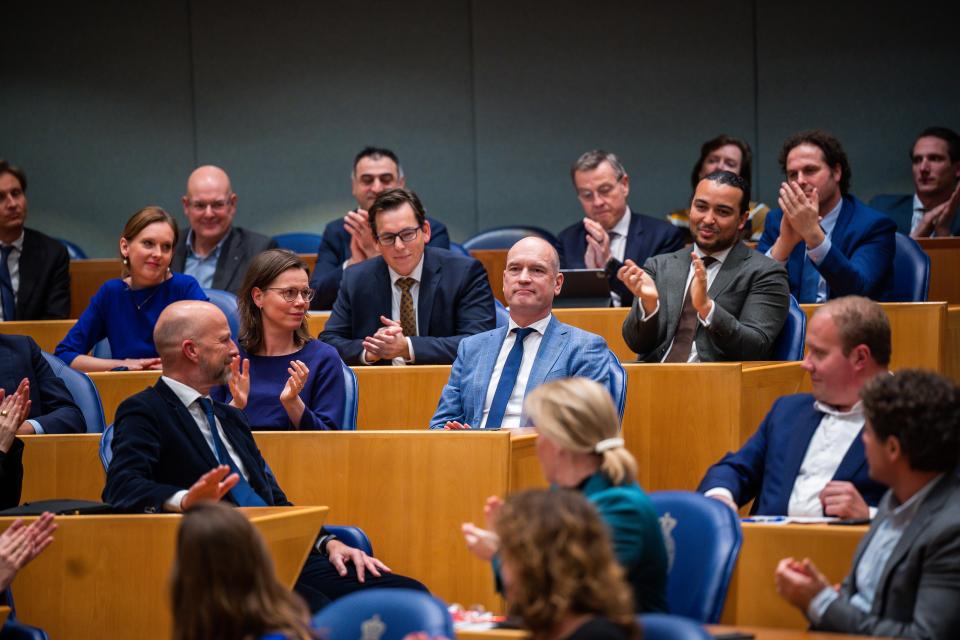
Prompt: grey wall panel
<box><xmin>471</xmin><ymin>1</ymin><xmax>757</xmax><ymax>236</ymax></box>
<box><xmin>2</xmin><ymin>2</ymin><xmax>195</xmax><ymax>258</ymax></box>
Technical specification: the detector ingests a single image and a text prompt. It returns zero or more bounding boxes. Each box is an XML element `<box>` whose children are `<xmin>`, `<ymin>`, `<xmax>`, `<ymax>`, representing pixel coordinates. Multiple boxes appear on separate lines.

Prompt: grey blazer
<box><xmin>171</xmin><ymin>226</ymin><xmax>277</xmax><ymax>295</ymax></box>
<box><xmin>816</xmin><ymin>472</ymin><xmax>960</xmax><ymax>638</ymax></box>
<box><xmin>621</xmin><ymin>242</ymin><xmax>788</xmax><ymax>362</ymax></box>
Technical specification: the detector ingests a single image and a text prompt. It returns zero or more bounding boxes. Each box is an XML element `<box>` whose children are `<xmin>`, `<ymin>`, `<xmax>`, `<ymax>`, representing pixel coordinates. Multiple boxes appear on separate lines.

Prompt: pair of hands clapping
<box><xmin>616</xmin><ymin>255</ymin><xmax>714</xmax><ymax>320</ymax></box>
<box><xmin>227</xmin><ymin>355</ymin><xmax>310</xmax><ymax>427</ymax></box>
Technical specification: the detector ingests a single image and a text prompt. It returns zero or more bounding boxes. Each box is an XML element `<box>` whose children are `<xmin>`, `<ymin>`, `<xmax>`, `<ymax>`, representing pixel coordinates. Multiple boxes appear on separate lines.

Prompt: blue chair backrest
<box><xmin>462</xmin><ymin>225</ymin><xmax>558</xmax><ymax>251</ymax></box>
<box><xmin>341</xmin><ymin>360</ymin><xmax>358</xmax><ymax>430</ymax></box>
<box><xmin>494</xmin><ymin>299</ymin><xmax>509</xmax><ymax>328</ymax></box>
<box><xmin>312</xmin><ymin>589</ymin><xmax>454</xmax><ymax>640</ymax></box>
<box><xmin>607</xmin><ymin>350</ymin><xmax>627</xmax><ymax>420</ymax></box>
<box><xmin>57</xmin><ymin>238</ymin><xmax>88</xmax><ymax>260</ymax></box>
<box><xmin>325</xmin><ymin>525</ymin><xmax>372</xmax><ymax>555</ymax></box>
<box><xmin>449</xmin><ymin>241</ymin><xmax>470</xmax><ymax>257</ymax></box>
<box><xmin>204</xmin><ymin>288</ymin><xmax>241</xmax><ymax>341</ymax></box>
<box><xmin>772</xmin><ymin>294</ymin><xmax>805</xmax><ymax>361</ymax></box>
<box><xmin>99</xmin><ymin>423</ymin><xmax>114</xmax><ymax>471</ymax></box>
<box><xmin>272</xmin><ymin>232</ymin><xmax>324</xmax><ymax>254</ymax></box>
<box><xmin>649</xmin><ymin>491</ymin><xmax>742</xmax><ymax>623</ymax></box>
<box><xmin>91</xmin><ymin>338</ymin><xmax>112</xmax><ymax>359</ymax></box>
<box><xmin>41</xmin><ymin>351</ymin><xmax>107</xmax><ymax>433</ymax></box>
<box><xmin>638</xmin><ymin>614</ymin><xmax>711</xmax><ymax>640</ymax></box>
<box><xmin>884</xmin><ymin>232</ymin><xmax>930</xmax><ymax>302</ymax></box>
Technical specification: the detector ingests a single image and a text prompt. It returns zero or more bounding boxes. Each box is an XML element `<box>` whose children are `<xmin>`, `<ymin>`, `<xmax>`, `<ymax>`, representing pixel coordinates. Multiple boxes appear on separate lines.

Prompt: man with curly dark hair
<box><xmin>775</xmin><ymin>369</ymin><xmax>960</xmax><ymax>637</ymax></box>
<box><xmin>758</xmin><ymin>130</ymin><xmax>897</xmax><ymax>302</ymax></box>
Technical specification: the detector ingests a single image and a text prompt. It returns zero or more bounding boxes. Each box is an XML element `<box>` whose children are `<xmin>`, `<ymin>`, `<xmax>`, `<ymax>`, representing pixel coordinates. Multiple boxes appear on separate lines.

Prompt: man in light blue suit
<box><xmin>430</xmin><ymin>237</ymin><xmax>620</xmax><ymax>430</ymax></box>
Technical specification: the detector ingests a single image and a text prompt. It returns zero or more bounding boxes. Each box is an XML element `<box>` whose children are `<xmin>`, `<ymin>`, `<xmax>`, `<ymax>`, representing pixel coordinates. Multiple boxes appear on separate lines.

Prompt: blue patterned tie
<box><xmin>0</xmin><ymin>246</ymin><xmax>16</xmax><ymax>321</ymax></box>
<box><xmin>798</xmin><ymin>255</ymin><xmax>822</xmax><ymax>303</ymax></box>
<box><xmin>485</xmin><ymin>328</ymin><xmax>535</xmax><ymax>428</ymax></box>
<box><xmin>197</xmin><ymin>397</ymin><xmax>266</xmax><ymax>507</ymax></box>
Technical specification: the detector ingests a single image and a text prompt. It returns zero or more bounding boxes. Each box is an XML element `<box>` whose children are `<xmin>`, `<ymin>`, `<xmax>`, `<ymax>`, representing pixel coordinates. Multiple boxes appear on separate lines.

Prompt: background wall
<box><xmin>3</xmin><ymin>0</ymin><xmax>958</xmax><ymax>257</ymax></box>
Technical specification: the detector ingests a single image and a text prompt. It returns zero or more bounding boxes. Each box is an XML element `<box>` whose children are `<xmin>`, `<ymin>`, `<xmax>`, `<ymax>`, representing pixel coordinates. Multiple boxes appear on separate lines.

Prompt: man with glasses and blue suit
<box><xmin>320</xmin><ymin>187</ymin><xmax>495</xmax><ymax>365</ymax></box>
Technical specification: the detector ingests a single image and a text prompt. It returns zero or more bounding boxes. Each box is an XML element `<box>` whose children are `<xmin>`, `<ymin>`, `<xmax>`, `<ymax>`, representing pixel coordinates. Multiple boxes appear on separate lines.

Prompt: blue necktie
<box><xmin>798</xmin><ymin>255</ymin><xmax>821</xmax><ymax>303</ymax></box>
<box><xmin>485</xmin><ymin>327</ymin><xmax>535</xmax><ymax>428</ymax></box>
<box><xmin>0</xmin><ymin>246</ymin><xmax>16</xmax><ymax>322</ymax></box>
<box><xmin>197</xmin><ymin>397</ymin><xmax>266</xmax><ymax>507</ymax></box>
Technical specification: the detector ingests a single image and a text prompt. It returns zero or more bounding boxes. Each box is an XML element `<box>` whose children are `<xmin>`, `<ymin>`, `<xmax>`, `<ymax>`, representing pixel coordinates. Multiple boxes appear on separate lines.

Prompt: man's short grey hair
<box><xmin>570</xmin><ymin>150</ymin><xmax>627</xmax><ymax>186</ymax></box>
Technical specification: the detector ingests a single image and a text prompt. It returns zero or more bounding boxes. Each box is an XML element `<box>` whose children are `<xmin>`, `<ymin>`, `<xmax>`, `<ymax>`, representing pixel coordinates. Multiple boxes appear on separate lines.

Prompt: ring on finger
<box><xmin>0</xmin><ymin>410</ymin><xmax>7</xmax><ymax>417</ymax></box>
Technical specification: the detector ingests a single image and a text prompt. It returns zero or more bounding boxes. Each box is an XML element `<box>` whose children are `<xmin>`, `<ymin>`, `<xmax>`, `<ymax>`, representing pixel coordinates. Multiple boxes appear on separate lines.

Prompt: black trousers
<box><xmin>294</xmin><ymin>550</ymin><xmax>429</xmax><ymax>612</ymax></box>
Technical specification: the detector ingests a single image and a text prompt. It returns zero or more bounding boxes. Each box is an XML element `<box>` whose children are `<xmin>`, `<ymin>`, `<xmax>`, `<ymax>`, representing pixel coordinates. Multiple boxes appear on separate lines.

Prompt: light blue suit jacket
<box><xmin>429</xmin><ymin>315</ymin><xmax>618</xmax><ymax>429</ymax></box>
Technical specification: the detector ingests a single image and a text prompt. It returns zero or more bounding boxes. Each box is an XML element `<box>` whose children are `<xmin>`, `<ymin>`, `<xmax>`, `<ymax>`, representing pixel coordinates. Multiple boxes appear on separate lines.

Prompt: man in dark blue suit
<box><xmin>698</xmin><ymin>296</ymin><xmax>890</xmax><ymax>518</ymax></box>
<box><xmin>309</xmin><ymin>147</ymin><xmax>450</xmax><ymax>310</ymax></box>
<box><xmin>320</xmin><ymin>188</ymin><xmax>495</xmax><ymax>366</ymax></box>
<box><xmin>870</xmin><ymin>126</ymin><xmax>960</xmax><ymax>238</ymax></box>
<box><xmin>0</xmin><ymin>334</ymin><xmax>84</xmax><ymax>434</ymax></box>
<box><xmin>758</xmin><ymin>130</ymin><xmax>896</xmax><ymax>303</ymax></box>
<box><xmin>556</xmin><ymin>150</ymin><xmax>685</xmax><ymax>307</ymax></box>
<box><xmin>103</xmin><ymin>300</ymin><xmax>426</xmax><ymax>611</ymax></box>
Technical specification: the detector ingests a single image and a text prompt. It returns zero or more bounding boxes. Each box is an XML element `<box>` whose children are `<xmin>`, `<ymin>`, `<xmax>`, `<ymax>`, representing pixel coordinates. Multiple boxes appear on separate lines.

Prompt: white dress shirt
<box><xmin>607</xmin><ymin>209</ymin><xmax>632</xmax><ymax>307</ymax></box>
<box><xmin>641</xmin><ymin>243</ymin><xmax>730</xmax><ymax>363</ymax></box>
<box><xmin>161</xmin><ymin>375</ymin><xmax>249</xmax><ymax>512</ymax></box>
<box><xmin>787</xmin><ymin>400</ymin><xmax>864</xmax><ymax>516</ymax></box>
<box><xmin>479</xmin><ymin>314</ymin><xmax>551</xmax><ymax>429</ymax></box>
<box><xmin>766</xmin><ymin>198</ymin><xmax>843</xmax><ymax>303</ymax></box>
<box><xmin>0</xmin><ymin>230</ymin><xmax>24</xmax><ymax>321</ymax></box>
<box><xmin>361</xmin><ymin>256</ymin><xmax>424</xmax><ymax>366</ymax></box>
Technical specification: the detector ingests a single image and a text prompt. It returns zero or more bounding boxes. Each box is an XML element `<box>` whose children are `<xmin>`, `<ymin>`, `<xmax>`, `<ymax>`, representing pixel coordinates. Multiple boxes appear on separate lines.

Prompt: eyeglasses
<box><xmin>264</xmin><ymin>287</ymin><xmax>316</xmax><ymax>303</ymax></box>
<box><xmin>188</xmin><ymin>199</ymin><xmax>231</xmax><ymax>213</ymax></box>
<box><xmin>377</xmin><ymin>226</ymin><xmax>421</xmax><ymax>246</ymax></box>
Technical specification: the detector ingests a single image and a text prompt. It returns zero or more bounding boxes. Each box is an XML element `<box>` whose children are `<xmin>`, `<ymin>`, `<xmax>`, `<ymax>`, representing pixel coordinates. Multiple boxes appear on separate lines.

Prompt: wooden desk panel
<box><xmin>801</xmin><ymin>302</ymin><xmax>946</xmax><ymax>372</ymax></box>
<box><xmin>355</xmin><ymin>365</ymin><xmax>450</xmax><ymax>429</ymax></box>
<box><xmin>721</xmin><ymin>523</ymin><xmax>865</xmax><ymax>629</ymax></box>
<box><xmin>89</xmin><ymin>370</ymin><xmax>162</xmax><ymax>424</ymax></box>
<box><xmin>948</xmin><ymin>305</ymin><xmax>960</xmax><ymax>385</ymax></box>
<box><xmin>471</xmin><ymin>249</ymin><xmax>508</xmax><ymax>305</ymax></box>
<box><xmin>553</xmin><ymin>307</ymin><xmax>632</xmax><ymax>361</ymax></box>
<box><xmin>918</xmin><ymin>237</ymin><xmax>960</xmax><ymax>305</ymax></box>
<box><xmin>1</xmin><ymin>507</ymin><xmax>326</xmax><ymax>640</ymax></box>
<box><xmin>0</xmin><ymin>319</ymin><xmax>75</xmax><ymax>352</ymax></box>
<box><xmin>20</xmin><ymin>434</ymin><xmax>104</xmax><ymax>503</ymax></box>
<box><xmin>254</xmin><ymin>430</ymin><xmax>544</xmax><ymax>611</ymax></box>
<box><xmin>307</xmin><ymin>311</ymin><xmax>330</xmax><ymax>336</ymax></box>
<box><xmin>70</xmin><ymin>259</ymin><xmax>122</xmax><ymax>319</ymax></box>
<box><xmin>460</xmin><ymin>626</ymin><xmax>872</xmax><ymax>640</ymax></box>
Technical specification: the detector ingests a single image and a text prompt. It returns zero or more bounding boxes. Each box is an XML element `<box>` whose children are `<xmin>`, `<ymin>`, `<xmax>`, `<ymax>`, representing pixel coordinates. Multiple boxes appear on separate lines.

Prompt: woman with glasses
<box><xmin>215</xmin><ymin>248</ymin><xmax>346</xmax><ymax>430</ymax></box>
<box><xmin>55</xmin><ymin>207</ymin><xmax>207</xmax><ymax>372</ymax></box>
<box><xmin>462</xmin><ymin>377</ymin><xmax>669</xmax><ymax>613</ymax></box>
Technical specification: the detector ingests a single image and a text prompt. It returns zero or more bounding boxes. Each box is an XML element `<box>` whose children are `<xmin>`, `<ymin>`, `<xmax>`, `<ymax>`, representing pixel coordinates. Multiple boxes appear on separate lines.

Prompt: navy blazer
<box><xmin>0</xmin><ymin>335</ymin><xmax>84</xmax><ymax>434</ymax></box>
<box><xmin>102</xmin><ymin>379</ymin><xmax>290</xmax><ymax>513</ymax></box>
<box><xmin>697</xmin><ymin>393</ymin><xmax>887</xmax><ymax>515</ymax></box>
<box><xmin>556</xmin><ymin>210</ymin><xmax>685</xmax><ymax>307</ymax></box>
<box><xmin>15</xmin><ymin>227</ymin><xmax>70</xmax><ymax>320</ymax></box>
<box><xmin>319</xmin><ymin>247</ymin><xmax>496</xmax><ymax>365</ymax></box>
<box><xmin>869</xmin><ymin>193</ymin><xmax>960</xmax><ymax>237</ymax></box>
<box><xmin>310</xmin><ymin>216</ymin><xmax>450</xmax><ymax>311</ymax></box>
<box><xmin>758</xmin><ymin>196</ymin><xmax>897</xmax><ymax>301</ymax></box>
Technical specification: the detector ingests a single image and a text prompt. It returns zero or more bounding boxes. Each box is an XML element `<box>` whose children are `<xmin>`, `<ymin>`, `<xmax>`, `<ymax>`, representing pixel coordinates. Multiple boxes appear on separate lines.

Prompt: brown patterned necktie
<box><xmin>664</xmin><ymin>256</ymin><xmax>717</xmax><ymax>363</ymax></box>
<box><xmin>397</xmin><ymin>277</ymin><xmax>418</xmax><ymax>336</ymax></box>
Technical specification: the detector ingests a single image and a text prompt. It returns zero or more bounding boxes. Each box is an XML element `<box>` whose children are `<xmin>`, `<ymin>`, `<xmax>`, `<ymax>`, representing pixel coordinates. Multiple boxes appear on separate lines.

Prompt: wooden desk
<box><xmin>471</xmin><ymin>249</ymin><xmax>508</xmax><ymax>305</ymax></box>
<box><xmin>949</xmin><ymin>305</ymin><xmax>960</xmax><ymax>385</ymax></box>
<box><xmin>89</xmin><ymin>370</ymin><xmax>162</xmax><ymax>424</ymax></box>
<box><xmin>459</xmin><ymin>624</ymin><xmax>872</xmax><ymax>639</ymax></box>
<box><xmin>254</xmin><ymin>430</ymin><xmax>545</xmax><ymax>611</ymax></box>
<box><xmin>801</xmin><ymin>302</ymin><xmax>946</xmax><ymax>373</ymax></box>
<box><xmin>298</xmin><ymin>253</ymin><xmax>317</xmax><ymax>274</ymax></box>
<box><xmin>70</xmin><ymin>258</ymin><xmax>122</xmax><ymax>319</ymax></box>
<box><xmin>0</xmin><ymin>319</ymin><xmax>75</xmax><ymax>352</ymax></box>
<box><xmin>307</xmin><ymin>310</ymin><xmax>330</xmax><ymax>336</ymax></box>
<box><xmin>20</xmin><ymin>434</ymin><xmax>104</xmax><ymax>503</ymax></box>
<box><xmin>1</xmin><ymin>506</ymin><xmax>327</xmax><ymax>640</ymax></box>
<box><xmin>553</xmin><ymin>307</ymin><xmax>632</xmax><ymax>362</ymax></box>
<box><xmin>918</xmin><ymin>237</ymin><xmax>960</xmax><ymax>305</ymax></box>
<box><xmin>0</xmin><ymin>606</ymin><xmax>9</xmax><ymax>627</ymax></box>
<box><xmin>721</xmin><ymin>523</ymin><xmax>866</xmax><ymax>629</ymax></box>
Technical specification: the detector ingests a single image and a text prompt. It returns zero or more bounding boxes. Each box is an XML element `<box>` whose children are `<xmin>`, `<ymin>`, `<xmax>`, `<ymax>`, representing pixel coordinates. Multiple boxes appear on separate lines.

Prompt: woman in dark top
<box><xmin>218</xmin><ymin>249</ymin><xmax>345</xmax><ymax>429</ymax></box>
<box><xmin>55</xmin><ymin>206</ymin><xmax>206</xmax><ymax>371</ymax></box>
<box><xmin>171</xmin><ymin>501</ymin><xmax>314</xmax><ymax>640</ymax></box>
<box><xmin>495</xmin><ymin>489</ymin><xmax>640</xmax><ymax>640</ymax></box>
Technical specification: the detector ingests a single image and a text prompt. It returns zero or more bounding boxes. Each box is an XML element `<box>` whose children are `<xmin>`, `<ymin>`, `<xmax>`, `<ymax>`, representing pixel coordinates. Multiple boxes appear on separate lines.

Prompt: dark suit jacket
<box><xmin>621</xmin><ymin>242</ymin><xmax>789</xmax><ymax>362</ymax></box>
<box><xmin>319</xmin><ymin>247</ymin><xmax>496</xmax><ymax>365</ymax></box>
<box><xmin>757</xmin><ymin>196</ymin><xmax>897</xmax><ymax>301</ymax></box>
<box><xmin>556</xmin><ymin>210</ymin><xmax>686</xmax><ymax>307</ymax></box>
<box><xmin>697</xmin><ymin>394</ymin><xmax>887</xmax><ymax>515</ymax></box>
<box><xmin>102</xmin><ymin>379</ymin><xmax>290</xmax><ymax>513</ymax></box>
<box><xmin>171</xmin><ymin>226</ymin><xmax>277</xmax><ymax>295</ymax></box>
<box><xmin>310</xmin><ymin>216</ymin><xmax>450</xmax><ymax>311</ymax></box>
<box><xmin>0</xmin><ymin>334</ymin><xmax>85</xmax><ymax>434</ymax></box>
<box><xmin>15</xmin><ymin>227</ymin><xmax>70</xmax><ymax>320</ymax></box>
<box><xmin>869</xmin><ymin>193</ymin><xmax>960</xmax><ymax>237</ymax></box>
<box><xmin>815</xmin><ymin>472</ymin><xmax>960</xmax><ymax>637</ymax></box>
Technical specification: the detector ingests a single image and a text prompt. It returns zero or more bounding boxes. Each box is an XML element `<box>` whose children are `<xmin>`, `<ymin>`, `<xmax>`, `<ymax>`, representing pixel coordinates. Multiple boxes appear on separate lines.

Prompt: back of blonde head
<box><xmin>524</xmin><ymin>377</ymin><xmax>637</xmax><ymax>485</ymax></box>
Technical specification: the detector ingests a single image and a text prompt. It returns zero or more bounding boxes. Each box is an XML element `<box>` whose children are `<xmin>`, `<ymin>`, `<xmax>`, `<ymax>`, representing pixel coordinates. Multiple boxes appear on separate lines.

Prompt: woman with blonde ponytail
<box><xmin>462</xmin><ymin>377</ymin><xmax>668</xmax><ymax>613</ymax></box>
